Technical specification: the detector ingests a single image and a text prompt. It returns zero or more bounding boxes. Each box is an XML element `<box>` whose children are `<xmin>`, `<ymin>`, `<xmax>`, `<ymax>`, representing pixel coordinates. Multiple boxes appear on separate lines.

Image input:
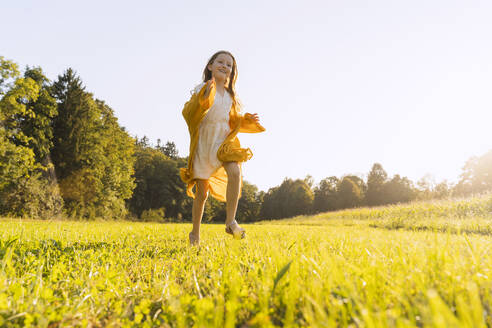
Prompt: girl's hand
<box><xmin>250</xmin><ymin>113</ymin><xmax>260</xmax><ymax>123</ymax></box>
<box><xmin>204</xmin><ymin>77</ymin><xmax>215</xmax><ymax>97</ymax></box>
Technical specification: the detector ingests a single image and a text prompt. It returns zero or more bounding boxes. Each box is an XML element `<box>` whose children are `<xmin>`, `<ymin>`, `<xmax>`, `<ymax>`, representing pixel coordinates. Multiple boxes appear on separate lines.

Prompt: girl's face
<box><xmin>208</xmin><ymin>53</ymin><xmax>234</xmax><ymax>83</ymax></box>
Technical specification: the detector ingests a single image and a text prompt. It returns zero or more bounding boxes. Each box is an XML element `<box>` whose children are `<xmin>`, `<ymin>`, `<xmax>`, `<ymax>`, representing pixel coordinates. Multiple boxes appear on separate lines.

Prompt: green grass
<box><xmin>1</xmin><ymin>195</ymin><xmax>492</xmax><ymax>327</ymax></box>
<box><xmin>264</xmin><ymin>194</ymin><xmax>492</xmax><ymax>234</ymax></box>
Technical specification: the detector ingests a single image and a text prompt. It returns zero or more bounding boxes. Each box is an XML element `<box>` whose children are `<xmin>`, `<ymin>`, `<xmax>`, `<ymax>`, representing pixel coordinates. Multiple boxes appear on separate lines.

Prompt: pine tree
<box><xmin>365</xmin><ymin>163</ymin><xmax>388</xmax><ymax>206</ymax></box>
<box><xmin>51</xmin><ymin>69</ymin><xmax>135</xmax><ymax>218</ymax></box>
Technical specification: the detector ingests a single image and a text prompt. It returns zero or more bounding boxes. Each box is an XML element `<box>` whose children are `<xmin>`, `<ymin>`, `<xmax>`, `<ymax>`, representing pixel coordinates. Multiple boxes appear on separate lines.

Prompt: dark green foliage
<box><xmin>204</xmin><ymin>197</ymin><xmax>226</xmax><ymax>222</ymax></box>
<box><xmin>202</xmin><ymin>180</ymin><xmax>263</xmax><ymax>223</ymax></box>
<box><xmin>365</xmin><ymin>164</ymin><xmax>418</xmax><ymax>207</ymax></box>
<box><xmin>344</xmin><ymin>175</ymin><xmax>367</xmax><ymax>196</ymax></box>
<box><xmin>20</xmin><ymin>67</ymin><xmax>58</xmax><ymax>162</ymax></box>
<box><xmin>157</xmin><ymin>140</ymin><xmax>179</xmax><ymax>159</ymax></box>
<box><xmin>384</xmin><ymin>174</ymin><xmax>416</xmax><ymax>204</ymax></box>
<box><xmin>51</xmin><ymin>68</ymin><xmax>96</xmax><ymax>181</ymax></box>
<box><xmin>140</xmin><ymin>208</ymin><xmax>166</xmax><ymax>222</ymax></box>
<box><xmin>313</xmin><ymin>167</ymin><xmax>418</xmax><ymax>214</ymax></box>
<box><xmin>236</xmin><ymin>181</ymin><xmax>263</xmax><ymax>222</ymax></box>
<box><xmin>0</xmin><ymin>56</ymin><xmax>20</xmax><ymax>95</ymax></box>
<box><xmin>50</xmin><ymin>68</ymin><xmax>135</xmax><ymax>218</ymax></box>
<box><xmin>129</xmin><ymin>141</ymin><xmax>187</xmax><ymax>220</ymax></box>
<box><xmin>0</xmin><ymin>135</ymin><xmax>38</xmax><ymax>215</ymax></box>
<box><xmin>0</xmin><ymin>57</ymin><xmax>63</xmax><ymax>218</ymax></box>
<box><xmin>365</xmin><ymin>163</ymin><xmax>388</xmax><ymax>206</ymax></box>
<box><xmin>0</xmin><ymin>172</ymin><xmax>63</xmax><ymax>219</ymax></box>
<box><xmin>95</xmin><ymin>100</ymin><xmax>136</xmax><ymax>217</ymax></box>
<box><xmin>313</xmin><ymin>176</ymin><xmax>339</xmax><ymax>213</ymax></box>
<box><xmin>337</xmin><ymin>176</ymin><xmax>362</xmax><ymax>209</ymax></box>
<box><xmin>260</xmin><ymin>178</ymin><xmax>314</xmax><ymax>220</ymax></box>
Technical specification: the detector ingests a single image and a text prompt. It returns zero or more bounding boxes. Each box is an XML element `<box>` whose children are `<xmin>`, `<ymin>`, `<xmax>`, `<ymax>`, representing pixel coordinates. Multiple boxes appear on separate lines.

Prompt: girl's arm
<box><xmin>199</xmin><ymin>78</ymin><xmax>216</xmax><ymax>108</ymax></box>
<box><xmin>182</xmin><ymin>81</ymin><xmax>216</xmax><ymax>126</ymax></box>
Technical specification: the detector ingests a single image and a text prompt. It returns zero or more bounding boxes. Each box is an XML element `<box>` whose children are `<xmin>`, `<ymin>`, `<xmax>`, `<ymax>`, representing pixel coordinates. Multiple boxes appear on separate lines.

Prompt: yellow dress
<box><xmin>180</xmin><ymin>82</ymin><xmax>265</xmax><ymax>202</ymax></box>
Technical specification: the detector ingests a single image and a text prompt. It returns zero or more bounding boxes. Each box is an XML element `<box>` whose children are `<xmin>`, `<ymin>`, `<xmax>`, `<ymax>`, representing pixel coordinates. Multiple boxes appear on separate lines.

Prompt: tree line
<box><xmin>1</xmin><ymin>56</ymin><xmax>491</xmax><ymax>222</ymax></box>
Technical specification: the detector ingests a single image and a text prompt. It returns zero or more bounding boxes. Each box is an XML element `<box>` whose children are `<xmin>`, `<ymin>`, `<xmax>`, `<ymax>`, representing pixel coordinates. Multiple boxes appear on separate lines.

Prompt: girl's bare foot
<box><xmin>225</xmin><ymin>220</ymin><xmax>245</xmax><ymax>239</ymax></box>
<box><xmin>189</xmin><ymin>232</ymin><xmax>200</xmax><ymax>246</ymax></box>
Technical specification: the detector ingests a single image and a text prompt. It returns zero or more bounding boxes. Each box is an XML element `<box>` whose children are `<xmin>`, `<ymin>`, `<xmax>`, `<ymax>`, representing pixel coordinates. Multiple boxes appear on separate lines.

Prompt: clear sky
<box><xmin>2</xmin><ymin>0</ymin><xmax>491</xmax><ymax>192</ymax></box>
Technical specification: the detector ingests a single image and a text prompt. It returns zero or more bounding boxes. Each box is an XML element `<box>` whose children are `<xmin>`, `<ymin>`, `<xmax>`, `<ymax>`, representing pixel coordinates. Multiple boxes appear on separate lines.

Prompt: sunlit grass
<box><xmin>264</xmin><ymin>194</ymin><xmax>492</xmax><ymax>234</ymax></box>
<box><xmin>0</xmin><ymin>195</ymin><xmax>491</xmax><ymax>327</ymax></box>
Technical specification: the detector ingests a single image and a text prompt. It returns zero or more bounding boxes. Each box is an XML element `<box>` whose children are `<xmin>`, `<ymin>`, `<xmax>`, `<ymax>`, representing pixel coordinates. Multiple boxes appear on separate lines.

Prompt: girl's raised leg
<box><xmin>223</xmin><ymin>162</ymin><xmax>241</xmax><ymax>226</ymax></box>
<box><xmin>223</xmin><ymin>162</ymin><xmax>245</xmax><ymax>238</ymax></box>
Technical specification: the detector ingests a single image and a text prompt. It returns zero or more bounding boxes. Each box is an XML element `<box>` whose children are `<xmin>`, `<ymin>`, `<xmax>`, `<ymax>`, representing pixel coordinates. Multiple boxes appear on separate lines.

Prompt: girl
<box><xmin>180</xmin><ymin>50</ymin><xmax>265</xmax><ymax>246</ymax></box>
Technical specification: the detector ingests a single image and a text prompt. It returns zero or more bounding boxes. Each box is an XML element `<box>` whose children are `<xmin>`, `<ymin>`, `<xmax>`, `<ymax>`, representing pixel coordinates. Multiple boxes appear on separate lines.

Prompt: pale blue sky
<box><xmin>2</xmin><ymin>0</ymin><xmax>491</xmax><ymax>191</ymax></box>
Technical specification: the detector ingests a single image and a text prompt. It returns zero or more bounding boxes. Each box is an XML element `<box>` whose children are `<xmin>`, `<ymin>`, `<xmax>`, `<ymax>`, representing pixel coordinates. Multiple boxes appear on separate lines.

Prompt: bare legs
<box><xmin>189</xmin><ymin>162</ymin><xmax>242</xmax><ymax>244</ymax></box>
<box><xmin>223</xmin><ymin>162</ymin><xmax>241</xmax><ymax>226</ymax></box>
<box><xmin>190</xmin><ymin>179</ymin><xmax>209</xmax><ymax>241</ymax></box>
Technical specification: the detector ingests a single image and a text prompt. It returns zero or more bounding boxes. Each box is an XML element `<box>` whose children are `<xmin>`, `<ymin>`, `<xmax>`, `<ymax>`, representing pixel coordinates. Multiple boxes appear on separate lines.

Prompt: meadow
<box><xmin>1</xmin><ymin>195</ymin><xmax>492</xmax><ymax>327</ymax></box>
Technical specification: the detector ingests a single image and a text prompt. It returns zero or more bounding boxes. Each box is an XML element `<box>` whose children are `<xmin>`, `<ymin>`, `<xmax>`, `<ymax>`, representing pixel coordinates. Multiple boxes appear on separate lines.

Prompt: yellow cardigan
<box><xmin>180</xmin><ymin>83</ymin><xmax>266</xmax><ymax>202</ymax></box>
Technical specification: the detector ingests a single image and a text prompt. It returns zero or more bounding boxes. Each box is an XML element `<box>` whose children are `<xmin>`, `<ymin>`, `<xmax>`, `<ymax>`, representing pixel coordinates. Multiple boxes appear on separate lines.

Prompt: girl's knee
<box><xmin>196</xmin><ymin>191</ymin><xmax>208</xmax><ymax>202</ymax></box>
<box><xmin>225</xmin><ymin>162</ymin><xmax>240</xmax><ymax>179</ymax></box>
<box><xmin>195</xmin><ymin>180</ymin><xmax>209</xmax><ymax>201</ymax></box>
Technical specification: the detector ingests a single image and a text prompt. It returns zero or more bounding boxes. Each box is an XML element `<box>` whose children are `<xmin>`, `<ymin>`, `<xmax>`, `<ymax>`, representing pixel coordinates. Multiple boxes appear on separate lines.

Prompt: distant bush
<box><xmin>140</xmin><ymin>208</ymin><xmax>166</xmax><ymax>222</ymax></box>
<box><xmin>0</xmin><ymin>173</ymin><xmax>64</xmax><ymax>219</ymax></box>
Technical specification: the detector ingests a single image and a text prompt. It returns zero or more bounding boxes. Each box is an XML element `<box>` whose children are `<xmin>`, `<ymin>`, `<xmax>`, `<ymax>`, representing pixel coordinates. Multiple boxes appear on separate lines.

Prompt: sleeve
<box><xmin>182</xmin><ymin>82</ymin><xmax>216</xmax><ymax>126</ymax></box>
<box><xmin>192</xmin><ymin>82</ymin><xmax>206</xmax><ymax>95</ymax></box>
<box><xmin>239</xmin><ymin>113</ymin><xmax>266</xmax><ymax>133</ymax></box>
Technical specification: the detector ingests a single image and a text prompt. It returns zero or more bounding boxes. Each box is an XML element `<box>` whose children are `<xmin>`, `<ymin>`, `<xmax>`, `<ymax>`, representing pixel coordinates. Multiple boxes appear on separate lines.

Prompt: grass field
<box><xmin>1</xmin><ymin>195</ymin><xmax>492</xmax><ymax>327</ymax></box>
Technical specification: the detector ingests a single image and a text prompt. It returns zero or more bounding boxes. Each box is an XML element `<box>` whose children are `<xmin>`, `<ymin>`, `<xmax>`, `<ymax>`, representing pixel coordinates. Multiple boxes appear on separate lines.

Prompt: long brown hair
<box><xmin>202</xmin><ymin>50</ymin><xmax>240</xmax><ymax>109</ymax></box>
